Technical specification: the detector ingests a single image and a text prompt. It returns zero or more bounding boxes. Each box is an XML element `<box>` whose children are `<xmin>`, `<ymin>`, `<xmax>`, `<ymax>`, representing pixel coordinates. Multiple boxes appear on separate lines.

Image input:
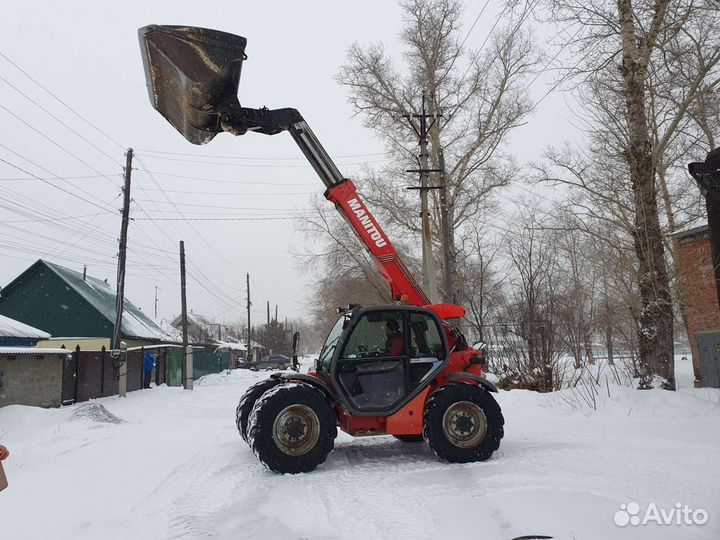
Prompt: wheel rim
<box><xmin>441</xmin><ymin>401</ymin><xmax>488</xmax><ymax>448</ymax></box>
<box><xmin>272</xmin><ymin>404</ymin><xmax>320</xmax><ymax>456</ymax></box>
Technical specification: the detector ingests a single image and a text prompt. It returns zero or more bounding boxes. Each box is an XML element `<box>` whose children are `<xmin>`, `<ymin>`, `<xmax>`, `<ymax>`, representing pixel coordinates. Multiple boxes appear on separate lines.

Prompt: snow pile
<box><xmin>0</xmin><ymin>361</ymin><xmax>717</xmax><ymax>539</ymax></box>
<box><xmin>70</xmin><ymin>402</ymin><xmax>125</xmax><ymax>424</ymax></box>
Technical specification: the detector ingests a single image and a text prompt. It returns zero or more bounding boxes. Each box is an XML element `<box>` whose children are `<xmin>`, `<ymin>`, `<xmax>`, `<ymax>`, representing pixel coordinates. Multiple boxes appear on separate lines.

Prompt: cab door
<box><xmin>333</xmin><ymin>309</ymin><xmax>447</xmax><ymax>414</ymax></box>
<box><xmin>334</xmin><ymin>310</ymin><xmax>406</xmax><ymax>412</ymax></box>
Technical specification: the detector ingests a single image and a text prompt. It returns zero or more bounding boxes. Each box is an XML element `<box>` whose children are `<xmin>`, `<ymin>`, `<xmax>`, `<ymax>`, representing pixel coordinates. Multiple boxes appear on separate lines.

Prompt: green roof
<box><xmin>1</xmin><ymin>260</ymin><xmax>168</xmax><ymax>341</ymax></box>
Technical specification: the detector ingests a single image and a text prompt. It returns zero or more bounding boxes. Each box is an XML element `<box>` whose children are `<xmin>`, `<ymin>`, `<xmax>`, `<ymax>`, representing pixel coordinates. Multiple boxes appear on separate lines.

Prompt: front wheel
<box><xmin>423</xmin><ymin>383</ymin><xmax>504</xmax><ymax>463</ymax></box>
<box><xmin>236</xmin><ymin>379</ymin><xmax>280</xmax><ymax>443</ymax></box>
<box><xmin>248</xmin><ymin>383</ymin><xmax>337</xmax><ymax>474</ymax></box>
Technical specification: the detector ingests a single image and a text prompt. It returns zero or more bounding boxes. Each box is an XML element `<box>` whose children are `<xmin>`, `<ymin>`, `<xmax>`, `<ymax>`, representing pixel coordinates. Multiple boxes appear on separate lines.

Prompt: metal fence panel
<box><xmin>697</xmin><ymin>332</ymin><xmax>720</xmax><ymax>388</ymax></box>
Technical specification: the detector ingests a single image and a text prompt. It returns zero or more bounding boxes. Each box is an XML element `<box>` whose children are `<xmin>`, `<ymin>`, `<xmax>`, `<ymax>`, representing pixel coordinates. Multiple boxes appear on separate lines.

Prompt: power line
<box><xmin>0</xmin><ymin>155</ymin><xmax>113</xmax><ymax>211</ymax></box>
<box><xmin>0</xmin><ymin>212</ymin><xmax>106</xmax><ymax>224</ymax></box>
<box><xmin>140</xmin><ymin>170</ymin><xmax>317</xmax><ymax>186</ymax></box>
<box><xmin>134</xmin><ymin>216</ymin><xmax>303</xmax><ymax>222</ymax></box>
<box><xmin>0</xmin><ymin>103</ymin><xmax>120</xmax><ymax>188</ymax></box>
<box><xmin>0</xmin><ymin>173</ymin><xmax>120</xmax><ymax>182</ymax></box>
<box><xmin>134</xmin><ymin>152</ymin><xmax>389</xmax><ymax>168</ymax></box>
<box><xmin>135</xmin><ymin>148</ymin><xmax>389</xmax><ymax>160</ymax></box>
<box><xmin>0</xmin><ymin>50</ymin><xmax>126</xmax><ymax>151</ymax></box>
<box><xmin>0</xmin><ymin>73</ymin><xmax>123</xmax><ymax>168</ymax></box>
<box><xmin>135</xmin><ymin>186</ymin><xmax>315</xmax><ymax>196</ymax></box>
<box><xmin>130</xmin><ymin>160</ymin><xmax>246</xmax><ymax>308</ymax></box>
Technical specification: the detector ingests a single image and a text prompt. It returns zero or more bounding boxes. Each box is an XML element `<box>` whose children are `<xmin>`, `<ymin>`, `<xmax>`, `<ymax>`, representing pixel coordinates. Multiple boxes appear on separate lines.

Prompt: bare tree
<box><xmin>530</xmin><ymin>0</ymin><xmax>720</xmax><ymax>389</ymax></box>
<box><xmin>490</xmin><ymin>209</ymin><xmax>567</xmax><ymax>392</ymax></box>
<box><xmin>336</xmin><ymin>0</ymin><xmax>541</xmax><ymax>303</ymax></box>
<box><xmin>297</xmin><ymin>197</ymin><xmax>396</xmax><ymax>334</ymax></box>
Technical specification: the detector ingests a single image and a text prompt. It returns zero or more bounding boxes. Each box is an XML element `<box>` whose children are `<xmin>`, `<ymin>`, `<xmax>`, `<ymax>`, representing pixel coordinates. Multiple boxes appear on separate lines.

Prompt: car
<box><xmin>241</xmin><ymin>354</ymin><xmax>290</xmax><ymax>371</ymax></box>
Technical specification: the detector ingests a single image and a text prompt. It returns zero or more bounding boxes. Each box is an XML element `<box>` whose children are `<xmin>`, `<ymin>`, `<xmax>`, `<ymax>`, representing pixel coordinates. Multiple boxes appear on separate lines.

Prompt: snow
<box><xmin>214</xmin><ymin>340</ymin><xmax>248</xmax><ymax>352</ymax></box>
<box><xmin>0</xmin><ymin>313</ymin><xmax>50</xmax><ymax>339</ymax></box>
<box><xmin>0</xmin><ymin>347</ymin><xmax>70</xmax><ymax>355</ymax></box>
<box><xmin>0</xmin><ymin>359</ymin><xmax>718</xmax><ymax>539</ymax></box>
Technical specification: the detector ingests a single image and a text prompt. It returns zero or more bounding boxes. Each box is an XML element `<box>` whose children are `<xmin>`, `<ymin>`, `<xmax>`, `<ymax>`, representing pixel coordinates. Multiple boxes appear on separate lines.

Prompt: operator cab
<box><xmin>316</xmin><ymin>305</ymin><xmax>449</xmax><ymax>415</ymax></box>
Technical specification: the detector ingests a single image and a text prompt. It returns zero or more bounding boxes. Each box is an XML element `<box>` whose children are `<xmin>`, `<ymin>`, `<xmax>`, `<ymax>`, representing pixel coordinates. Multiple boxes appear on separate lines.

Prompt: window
<box><xmin>341</xmin><ymin>312</ymin><xmax>404</xmax><ymax>359</ymax></box>
<box><xmin>408</xmin><ymin>312</ymin><xmax>445</xmax><ymax>384</ymax></box>
<box><xmin>318</xmin><ymin>314</ymin><xmax>348</xmax><ymax>371</ymax></box>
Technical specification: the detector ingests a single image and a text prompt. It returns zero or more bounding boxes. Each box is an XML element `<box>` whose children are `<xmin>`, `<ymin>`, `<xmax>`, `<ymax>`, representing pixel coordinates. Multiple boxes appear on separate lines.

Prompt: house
<box><xmin>0</xmin><ymin>260</ymin><xmax>170</xmax><ymax>351</ymax></box>
<box><xmin>0</xmin><ymin>313</ymin><xmax>51</xmax><ymax>347</ymax></box>
<box><xmin>170</xmin><ymin>311</ymin><xmax>216</xmax><ymax>344</ymax></box>
<box><xmin>674</xmin><ymin>224</ymin><xmax>720</xmax><ymax>387</ymax></box>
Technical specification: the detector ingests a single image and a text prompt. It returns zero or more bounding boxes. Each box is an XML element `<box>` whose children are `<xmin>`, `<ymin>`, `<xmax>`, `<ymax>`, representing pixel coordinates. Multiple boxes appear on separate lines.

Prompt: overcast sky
<box><xmin>0</xmin><ymin>0</ymin><xmax>576</xmax><ymax>327</ymax></box>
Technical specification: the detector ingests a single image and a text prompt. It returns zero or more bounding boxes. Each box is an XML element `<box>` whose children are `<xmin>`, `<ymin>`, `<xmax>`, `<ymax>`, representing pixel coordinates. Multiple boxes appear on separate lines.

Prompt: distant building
<box><xmin>171</xmin><ymin>312</ymin><xmax>214</xmax><ymax>344</ymax></box>
<box><xmin>0</xmin><ymin>260</ymin><xmax>169</xmax><ymax>350</ymax></box>
<box><xmin>674</xmin><ymin>225</ymin><xmax>720</xmax><ymax>387</ymax></box>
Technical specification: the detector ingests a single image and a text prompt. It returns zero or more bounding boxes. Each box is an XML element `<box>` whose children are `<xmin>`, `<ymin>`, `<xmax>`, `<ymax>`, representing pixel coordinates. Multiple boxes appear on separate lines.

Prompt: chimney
<box><xmin>83</xmin><ymin>265</ymin><xmax>87</xmax><ymax>281</ymax></box>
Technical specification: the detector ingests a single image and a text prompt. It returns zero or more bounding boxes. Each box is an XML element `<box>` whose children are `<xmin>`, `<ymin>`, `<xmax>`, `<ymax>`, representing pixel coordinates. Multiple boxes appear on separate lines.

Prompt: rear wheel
<box><xmin>248</xmin><ymin>383</ymin><xmax>337</xmax><ymax>474</ymax></box>
<box><xmin>423</xmin><ymin>383</ymin><xmax>503</xmax><ymax>463</ymax></box>
<box><xmin>236</xmin><ymin>379</ymin><xmax>280</xmax><ymax>443</ymax></box>
<box><xmin>393</xmin><ymin>435</ymin><xmax>424</xmax><ymax>443</ymax></box>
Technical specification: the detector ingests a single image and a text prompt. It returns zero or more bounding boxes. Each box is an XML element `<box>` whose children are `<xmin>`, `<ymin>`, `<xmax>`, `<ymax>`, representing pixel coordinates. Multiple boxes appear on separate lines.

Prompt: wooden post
<box><xmin>113</xmin><ymin>148</ymin><xmax>133</xmax><ymax>351</ymax></box>
<box><xmin>246</xmin><ymin>273</ymin><xmax>252</xmax><ymax>361</ymax></box>
<box><xmin>180</xmin><ymin>241</ymin><xmax>189</xmax><ymax>386</ymax></box>
<box><xmin>185</xmin><ymin>345</ymin><xmax>194</xmax><ymax>391</ymax></box>
<box><xmin>100</xmin><ymin>345</ymin><xmax>106</xmax><ymax>396</ymax></box>
<box><xmin>73</xmin><ymin>345</ymin><xmax>80</xmax><ymax>404</ymax></box>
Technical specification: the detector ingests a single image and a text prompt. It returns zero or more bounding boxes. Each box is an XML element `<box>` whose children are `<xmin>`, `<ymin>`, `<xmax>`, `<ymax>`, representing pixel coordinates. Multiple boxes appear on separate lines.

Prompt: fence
<box><xmin>61</xmin><ymin>345</ymin><xmax>228</xmax><ymax>405</ymax></box>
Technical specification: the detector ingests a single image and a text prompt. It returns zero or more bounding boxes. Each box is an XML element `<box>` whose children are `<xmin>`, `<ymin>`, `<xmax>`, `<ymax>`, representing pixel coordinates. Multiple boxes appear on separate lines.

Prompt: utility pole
<box><xmin>275</xmin><ymin>304</ymin><xmax>278</xmax><ymax>323</ymax></box>
<box><xmin>404</xmin><ymin>93</ymin><xmax>441</xmax><ymax>303</ymax></box>
<box><xmin>246</xmin><ymin>273</ymin><xmax>252</xmax><ymax>360</ymax></box>
<box><xmin>114</xmin><ymin>148</ymin><xmax>132</xmax><ymax>398</ymax></box>
<box><xmin>113</xmin><ymin>148</ymin><xmax>133</xmax><ymax>351</ymax></box>
<box><xmin>180</xmin><ymin>240</ymin><xmax>190</xmax><ymax>389</ymax></box>
<box><xmin>438</xmin><ymin>147</ymin><xmax>455</xmax><ymax>304</ymax></box>
<box><xmin>154</xmin><ymin>286</ymin><xmax>160</xmax><ymax>320</ymax></box>
<box><xmin>267</xmin><ymin>300</ymin><xmax>270</xmax><ymax>325</ymax></box>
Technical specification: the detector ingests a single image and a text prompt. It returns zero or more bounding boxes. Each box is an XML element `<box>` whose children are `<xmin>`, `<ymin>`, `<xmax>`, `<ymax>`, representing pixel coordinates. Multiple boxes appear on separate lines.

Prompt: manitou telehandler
<box><xmin>139</xmin><ymin>25</ymin><xmax>504</xmax><ymax>473</ymax></box>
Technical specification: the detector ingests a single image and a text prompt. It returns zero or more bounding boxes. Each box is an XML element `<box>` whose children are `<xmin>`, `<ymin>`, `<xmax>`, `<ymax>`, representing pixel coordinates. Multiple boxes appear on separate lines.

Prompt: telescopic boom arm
<box><xmin>138</xmin><ymin>24</ymin><xmax>448</xmax><ymax>310</ymax></box>
<box><xmin>227</xmin><ymin>106</ymin><xmax>432</xmax><ymax>306</ymax></box>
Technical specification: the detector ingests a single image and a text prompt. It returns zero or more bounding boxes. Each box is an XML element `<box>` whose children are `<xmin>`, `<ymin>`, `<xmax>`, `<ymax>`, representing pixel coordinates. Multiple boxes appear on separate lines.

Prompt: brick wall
<box><xmin>0</xmin><ymin>353</ymin><xmax>64</xmax><ymax>408</ymax></box>
<box><xmin>677</xmin><ymin>228</ymin><xmax>720</xmax><ymax>386</ymax></box>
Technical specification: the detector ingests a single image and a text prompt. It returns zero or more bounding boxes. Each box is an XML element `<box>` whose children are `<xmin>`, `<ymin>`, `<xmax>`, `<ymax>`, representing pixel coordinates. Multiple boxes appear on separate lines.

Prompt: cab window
<box><xmin>408</xmin><ymin>312</ymin><xmax>445</xmax><ymax>384</ymax></box>
<box><xmin>341</xmin><ymin>312</ymin><xmax>404</xmax><ymax>359</ymax></box>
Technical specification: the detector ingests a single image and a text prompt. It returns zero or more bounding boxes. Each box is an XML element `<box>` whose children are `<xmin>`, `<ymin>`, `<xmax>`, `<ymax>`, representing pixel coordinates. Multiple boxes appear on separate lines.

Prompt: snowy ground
<box><xmin>1</xmin><ymin>359</ymin><xmax>718</xmax><ymax>540</ymax></box>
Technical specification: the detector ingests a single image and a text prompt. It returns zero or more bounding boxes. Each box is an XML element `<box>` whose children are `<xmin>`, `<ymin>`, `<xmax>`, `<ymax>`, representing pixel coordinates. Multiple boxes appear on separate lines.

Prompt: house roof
<box><xmin>170</xmin><ymin>312</ymin><xmax>211</xmax><ymax>328</ymax></box>
<box><xmin>0</xmin><ymin>313</ymin><xmax>51</xmax><ymax>339</ymax></box>
<box><xmin>0</xmin><ymin>347</ymin><xmax>69</xmax><ymax>355</ymax></box>
<box><xmin>3</xmin><ymin>260</ymin><xmax>169</xmax><ymax>341</ymax></box>
<box><xmin>671</xmin><ymin>223</ymin><xmax>708</xmax><ymax>241</ymax></box>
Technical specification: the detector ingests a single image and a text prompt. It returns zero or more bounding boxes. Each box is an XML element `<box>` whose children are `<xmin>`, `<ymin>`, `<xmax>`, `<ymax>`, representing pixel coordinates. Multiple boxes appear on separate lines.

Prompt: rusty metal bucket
<box><xmin>138</xmin><ymin>25</ymin><xmax>247</xmax><ymax>144</ymax></box>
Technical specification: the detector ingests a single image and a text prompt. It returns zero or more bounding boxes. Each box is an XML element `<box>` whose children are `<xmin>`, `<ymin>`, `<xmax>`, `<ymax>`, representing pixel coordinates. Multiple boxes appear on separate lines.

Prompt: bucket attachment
<box><xmin>138</xmin><ymin>25</ymin><xmax>247</xmax><ymax>144</ymax></box>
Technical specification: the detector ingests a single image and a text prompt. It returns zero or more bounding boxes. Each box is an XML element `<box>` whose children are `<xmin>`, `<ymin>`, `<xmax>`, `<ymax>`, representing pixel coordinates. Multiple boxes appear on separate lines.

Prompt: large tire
<box><xmin>423</xmin><ymin>383</ymin><xmax>504</xmax><ymax>463</ymax></box>
<box><xmin>236</xmin><ymin>378</ymin><xmax>281</xmax><ymax>443</ymax></box>
<box><xmin>248</xmin><ymin>383</ymin><xmax>337</xmax><ymax>474</ymax></box>
<box><xmin>393</xmin><ymin>435</ymin><xmax>425</xmax><ymax>443</ymax></box>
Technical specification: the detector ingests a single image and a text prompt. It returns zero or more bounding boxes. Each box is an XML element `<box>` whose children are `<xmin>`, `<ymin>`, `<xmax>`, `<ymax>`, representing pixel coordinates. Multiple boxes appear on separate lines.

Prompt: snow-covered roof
<box><xmin>0</xmin><ymin>313</ymin><xmax>51</xmax><ymax>339</ymax></box>
<box><xmin>214</xmin><ymin>340</ymin><xmax>247</xmax><ymax>352</ymax></box>
<box><xmin>0</xmin><ymin>347</ymin><xmax>70</xmax><ymax>355</ymax></box>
